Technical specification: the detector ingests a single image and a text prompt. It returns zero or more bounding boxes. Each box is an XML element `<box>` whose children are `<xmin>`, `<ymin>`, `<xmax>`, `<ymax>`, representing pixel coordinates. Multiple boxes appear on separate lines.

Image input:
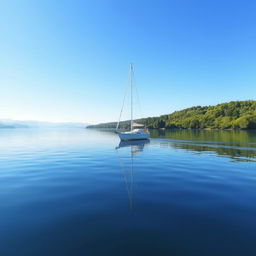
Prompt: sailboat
<box><xmin>116</xmin><ymin>64</ymin><xmax>150</xmax><ymax>141</ymax></box>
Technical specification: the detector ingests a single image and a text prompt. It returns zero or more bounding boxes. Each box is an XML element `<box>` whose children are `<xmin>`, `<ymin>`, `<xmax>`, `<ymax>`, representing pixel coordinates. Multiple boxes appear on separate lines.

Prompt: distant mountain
<box><xmin>0</xmin><ymin>124</ymin><xmax>16</xmax><ymax>129</ymax></box>
<box><xmin>87</xmin><ymin>100</ymin><xmax>256</xmax><ymax>130</ymax></box>
<box><xmin>0</xmin><ymin>120</ymin><xmax>28</xmax><ymax>129</ymax></box>
<box><xmin>0</xmin><ymin>119</ymin><xmax>89</xmax><ymax>129</ymax></box>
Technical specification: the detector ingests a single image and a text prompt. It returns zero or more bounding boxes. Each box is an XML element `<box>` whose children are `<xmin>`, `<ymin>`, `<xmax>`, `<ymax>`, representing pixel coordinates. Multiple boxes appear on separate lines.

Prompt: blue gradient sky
<box><xmin>1</xmin><ymin>0</ymin><xmax>255</xmax><ymax>123</ymax></box>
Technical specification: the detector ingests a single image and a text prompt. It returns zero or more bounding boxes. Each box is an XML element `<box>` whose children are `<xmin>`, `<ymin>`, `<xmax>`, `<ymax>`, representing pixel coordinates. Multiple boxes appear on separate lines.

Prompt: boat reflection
<box><xmin>116</xmin><ymin>139</ymin><xmax>149</xmax><ymax>153</ymax></box>
<box><xmin>115</xmin><ymin>139</ymin><xmax>149</xmax><ymax>209</ymax></box>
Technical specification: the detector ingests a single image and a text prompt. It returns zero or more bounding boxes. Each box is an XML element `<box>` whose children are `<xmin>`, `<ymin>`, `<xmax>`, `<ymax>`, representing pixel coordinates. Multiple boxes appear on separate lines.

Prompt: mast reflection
<box><xmin>115</xmin><ymin>139</ymin><xmax>149</xmax><ymax>209</ymax></box>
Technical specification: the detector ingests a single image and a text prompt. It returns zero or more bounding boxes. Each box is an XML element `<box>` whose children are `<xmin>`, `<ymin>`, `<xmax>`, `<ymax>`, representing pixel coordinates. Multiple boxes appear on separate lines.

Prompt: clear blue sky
<box><xmin>0</xmin><ymin>0</ymin><xmax>255</xmax><ymax>123</ymax></box>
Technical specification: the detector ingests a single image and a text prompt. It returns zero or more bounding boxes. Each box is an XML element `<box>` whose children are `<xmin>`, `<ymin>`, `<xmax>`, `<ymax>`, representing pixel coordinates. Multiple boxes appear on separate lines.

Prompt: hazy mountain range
<box><xmin>0</xmin><ymin>119</ymin><xmax>89</xmax><ymax>129</ymax></box>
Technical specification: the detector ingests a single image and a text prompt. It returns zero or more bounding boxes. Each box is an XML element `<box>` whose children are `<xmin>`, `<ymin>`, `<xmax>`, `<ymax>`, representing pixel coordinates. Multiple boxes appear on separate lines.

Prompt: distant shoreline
<box><xmin>87</xmin><ymin>127</ymin><xmax>256</xmax><ymax>131</ymax></box>
<box><xmin>87</xmin><ymin>100</ymin><xmax>256</xmax><ymax>130</ymax></box>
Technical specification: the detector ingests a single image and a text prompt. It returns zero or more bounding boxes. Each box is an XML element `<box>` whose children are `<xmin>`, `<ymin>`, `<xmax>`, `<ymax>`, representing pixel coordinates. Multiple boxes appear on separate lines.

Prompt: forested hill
<box><xmin>87</xmin><ymin>101</ymin><xmax>256</xmax><ymax>130</ymax></box>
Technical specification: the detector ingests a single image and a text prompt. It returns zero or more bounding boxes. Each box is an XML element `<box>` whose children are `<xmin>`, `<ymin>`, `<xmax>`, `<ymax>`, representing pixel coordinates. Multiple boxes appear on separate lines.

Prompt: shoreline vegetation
<box><xmin>87</xmin><ymin>100</ymin><xmax>256</xmax><ymax>130</ymax></box>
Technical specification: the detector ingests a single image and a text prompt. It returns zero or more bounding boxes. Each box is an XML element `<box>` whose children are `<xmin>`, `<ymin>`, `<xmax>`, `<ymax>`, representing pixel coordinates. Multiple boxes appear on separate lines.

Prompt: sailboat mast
<box><xmin>130</xmin><ymin>63</ymin><xmax>133</xmax><ymax>131</ymax></box>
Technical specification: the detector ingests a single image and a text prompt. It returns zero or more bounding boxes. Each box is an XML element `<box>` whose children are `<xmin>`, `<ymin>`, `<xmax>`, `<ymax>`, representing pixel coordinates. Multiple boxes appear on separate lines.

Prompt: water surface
<box><xmin>0</xmin><ymin>128</ymin><xmax>255</xmax><ymax>256</ymax></box>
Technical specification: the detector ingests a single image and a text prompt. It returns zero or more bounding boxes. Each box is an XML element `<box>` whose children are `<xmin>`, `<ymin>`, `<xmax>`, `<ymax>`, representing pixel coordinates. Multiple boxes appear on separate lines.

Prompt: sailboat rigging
<box><xmin>116</xmin><ymin>64</ymin><xmax>150</xmax><ymax>141</ymax></box>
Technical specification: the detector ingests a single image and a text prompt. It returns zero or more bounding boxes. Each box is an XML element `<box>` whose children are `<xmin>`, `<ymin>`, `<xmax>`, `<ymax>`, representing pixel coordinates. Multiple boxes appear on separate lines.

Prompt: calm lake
<box><xmin>0</xmin><ymin>128</ymin><xmax>256</xmax><ymax>256</ymax></box>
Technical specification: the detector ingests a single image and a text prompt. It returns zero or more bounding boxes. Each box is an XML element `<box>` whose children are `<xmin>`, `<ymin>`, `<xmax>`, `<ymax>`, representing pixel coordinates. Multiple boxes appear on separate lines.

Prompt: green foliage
<box><xmin>87</xmin><ymin>100</ymin><xmax>256</xmax><ymax>130</ymax></box>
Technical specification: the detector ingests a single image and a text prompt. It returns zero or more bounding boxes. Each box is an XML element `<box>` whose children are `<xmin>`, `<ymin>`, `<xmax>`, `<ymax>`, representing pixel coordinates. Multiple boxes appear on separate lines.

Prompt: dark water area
<box><xmin>0</xmin><ymin>128</ymin><xmax>256</xmax><ymax>256</ymax></box>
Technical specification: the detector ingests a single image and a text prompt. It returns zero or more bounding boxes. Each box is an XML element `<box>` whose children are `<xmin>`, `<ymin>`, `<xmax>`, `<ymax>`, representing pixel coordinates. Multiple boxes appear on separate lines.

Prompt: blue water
<box><xmin>0</xmin><ymin>128</ymin><xmax>256</xmax><ymax>256</ymax></box>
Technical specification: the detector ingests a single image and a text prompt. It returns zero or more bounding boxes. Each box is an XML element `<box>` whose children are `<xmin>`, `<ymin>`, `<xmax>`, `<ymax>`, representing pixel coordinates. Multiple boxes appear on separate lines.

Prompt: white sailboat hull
<box><xmin>118</xmin><ymin>129</ymin><xmax>150</xmax><ymax>141</ymax></box>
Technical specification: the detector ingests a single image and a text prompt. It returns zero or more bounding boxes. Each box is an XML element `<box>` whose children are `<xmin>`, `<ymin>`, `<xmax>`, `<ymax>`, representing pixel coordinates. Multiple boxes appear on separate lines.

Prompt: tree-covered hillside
<box><xmin>87</xmin><ymin>101</ymin><xmax>256</xmax><ymax>130</ymax></box>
